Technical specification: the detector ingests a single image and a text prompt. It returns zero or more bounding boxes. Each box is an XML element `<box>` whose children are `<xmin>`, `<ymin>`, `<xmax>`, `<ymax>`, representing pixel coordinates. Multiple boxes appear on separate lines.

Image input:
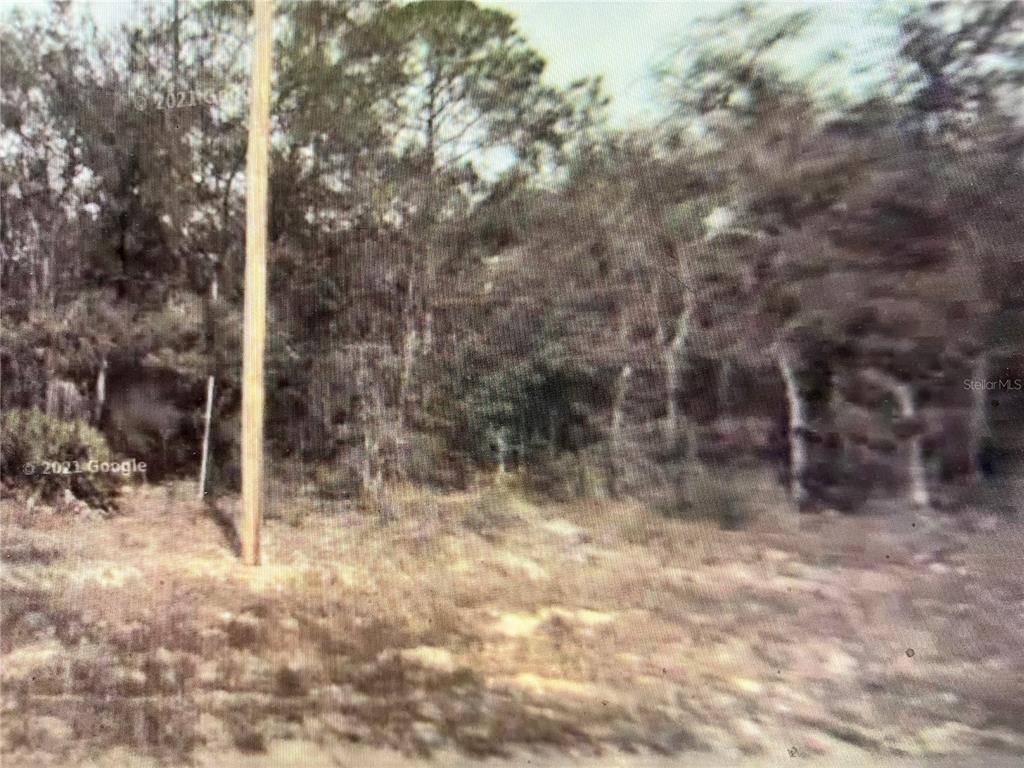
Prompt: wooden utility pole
<box><xmin>240</xmin><ymin>0</ymin><xmax>273</xmax><ymax>565</ymax></box>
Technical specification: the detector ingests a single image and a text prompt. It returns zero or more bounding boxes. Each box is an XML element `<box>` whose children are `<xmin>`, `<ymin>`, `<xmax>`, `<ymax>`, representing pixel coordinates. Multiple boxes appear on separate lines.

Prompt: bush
<box><xmin>1</xmin><ymin>408</ymin><xmax>122</xmax><ymax>509</ymax></box>
<box><xmin>522</xmin><ymin>451</ymin><xmax>584</xmax><ymax>501</ymax></box>
<box><xmin>459</xmin><ymin>485</ymin><xmax>532</xmax><ymax>538</ymax></box>
<box><xmin>657</xmin><ymin>461</ymin><xmax>753</xmax><ymax>530</ymax></box>
<box><xmin>402</xmin><ymin>433</ymin><xmax>462</xmax><ymax>488</ymax></box>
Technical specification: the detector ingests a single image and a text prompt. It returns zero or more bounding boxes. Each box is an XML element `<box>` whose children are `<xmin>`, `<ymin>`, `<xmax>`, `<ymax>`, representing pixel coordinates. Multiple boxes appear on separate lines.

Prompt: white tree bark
<box><xmin>651</xmin><ymin>273</ymin><xmax>694</xmax><ymax>447</ymax></box>
<box><xmin>94</xmin><ymin>356</ymin><xmax>107</xmax><ymax>424</ymax></box>
<box><xmin>894</xmin><ymin>382</ymin><xmax>929</xmax><ymax>509</ymax></box>
<box><xmin>396</xmin><ymin>270</ymin><xmax>417</xmax><ymax>428</ymax></box>
<box><xmin>46</xmin><ymin>380</ymin><xmax>86</xmax><ymax>421</ymax></box>
<box><xmin>776</xmin><ymin>345</ymin><xmax>808</xmax><ymax>507</ymax></box>
<box><xmin>612</xmin><ymin>364</ymin><xmax>633</xmax><ymax>446</ymax></box>
<box><xmin>862</xmin><ymin>369</ymin><xmax>930</xmax><ymax>509</ymax></box>
<box><xmin>609</xmin><ymin>364</ymin><xmax>633</xmax><ymax>496</ymax></box>
<box><xmin>663</xmin><ymin>302</ymin><xmax>693</xmax><ymax>443</ymax></box>
<box><xmin>494</xmin><ymin>428</ymin><xmax>508</xmax><ymax>475</ymax></box>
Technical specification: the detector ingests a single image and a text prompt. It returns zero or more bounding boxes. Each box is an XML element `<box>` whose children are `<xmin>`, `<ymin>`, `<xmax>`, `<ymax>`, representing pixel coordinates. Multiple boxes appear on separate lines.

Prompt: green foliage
<box><xmin>1</xmin><ymin>0</ymin><xmax>1022</xmax><ymax>512</ymax></box>
<box><xmin>522</xmin><ymin>451</ymin><xmax>593</xmax><ymax>502</ymax></box>
<box><xmin>431</xmin><ymin>325</ymin><xmax>602</xmax><ymax>471</ymax></box>
<box><xmin>657</xmin><ymin>463</ymin><xmax>754</xmax><ymax>530</ymax></box>
<box><xmin>374</xmin><ymin>0</ymin><xmax>573</xmax><ymax>171</ymax></box>
<box><xmin>1</xmin><ymin>409</ymin><xmax>122</xmax><ymax>509</ymax></box>
<box><xmin>402</xmin><ymin>434</ymin><xmax>462</xmax><ymax>488</ymax></box>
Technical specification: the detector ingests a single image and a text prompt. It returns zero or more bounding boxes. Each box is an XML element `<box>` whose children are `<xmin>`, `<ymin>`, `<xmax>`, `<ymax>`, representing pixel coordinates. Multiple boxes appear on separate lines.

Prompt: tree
<box><xmin>899</xmin><ymin>0</ymin><xmax>1024</xmax><ymax>144</ymax></box>
<box><xmin>657</xmin><ymin>1</ymin><xmax>815</xmax><ymax>137</ymax></box>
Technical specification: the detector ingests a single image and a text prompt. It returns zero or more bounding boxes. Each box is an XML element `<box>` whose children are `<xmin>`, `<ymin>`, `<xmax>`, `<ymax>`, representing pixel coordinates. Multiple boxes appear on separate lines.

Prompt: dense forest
<box><xmin>2</xmin><ymin>0</ymin><xmax>1023</xmax><ymax>519</ymax></box>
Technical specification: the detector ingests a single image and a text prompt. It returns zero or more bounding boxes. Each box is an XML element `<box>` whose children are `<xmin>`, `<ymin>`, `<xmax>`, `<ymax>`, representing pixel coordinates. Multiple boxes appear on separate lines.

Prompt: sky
<box><xmin>5</xmin><ymin>1</ymin><xmax>906</xmax><ymax>127</ymax></box>
<box><xmin>490</xmin><ymin>1</ymin><xmax>905</xmax><ymax>125</ymax></box>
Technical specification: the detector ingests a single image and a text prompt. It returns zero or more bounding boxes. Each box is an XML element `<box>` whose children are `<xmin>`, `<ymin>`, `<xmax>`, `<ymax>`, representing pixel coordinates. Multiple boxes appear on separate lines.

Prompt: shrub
<box><xmin>459</xmin><ymin>485</ymin><xmax>531</xmax><ymax>538</ymax></box>
<box><xmin>402</xmin><ymin>433</ymin><xmax>462</xmax><ymax>488</ymax></box>
<box><xmin>657</xmin><ymin>461</ymin><xmax>754</xmax><ymax>530</ymax></box>
<box><xmin>522</xmin><ymin>451</ymin><xmax>583</xmax><ymax>501</ymax></box>
<box><xmin>0</xmin><ymin>408</ymin><xmax>122</xmax><ymax>509</ymax></box>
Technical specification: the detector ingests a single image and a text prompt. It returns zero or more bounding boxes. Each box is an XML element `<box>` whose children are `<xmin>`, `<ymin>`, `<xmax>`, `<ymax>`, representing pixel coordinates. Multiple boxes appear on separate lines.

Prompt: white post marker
<box><xmin>198</xmin><ymin>375</ymin><xmax>215</xmax><ymax>501</ymax></box>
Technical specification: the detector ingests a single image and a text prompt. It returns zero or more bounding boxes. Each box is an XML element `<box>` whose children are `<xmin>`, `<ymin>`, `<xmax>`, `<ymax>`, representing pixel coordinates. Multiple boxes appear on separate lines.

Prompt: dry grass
<box><xmin>2</xmin><ymin>476</ymin><xmax>1024</xmax><ymax>766</ymax></box>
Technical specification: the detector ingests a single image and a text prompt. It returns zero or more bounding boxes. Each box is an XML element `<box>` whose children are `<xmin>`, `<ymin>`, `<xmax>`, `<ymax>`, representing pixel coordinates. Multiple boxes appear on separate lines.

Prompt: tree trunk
<box><xmin>776</xmin><ymin>346</ymin><xmax>808</xmax><ymax>508</ymax></box>
<box><xmin>829</xmin><ymin>373</ymin><xmax>851</xmax><ymax>467</ymax></box>
<box><xmin>94</xmin><ymin>356</ymin><xmax>107</xmax><ymax>424</ymax></box>
<box><xmin>362</xmin><ymin>428</ymin><xmax>375</xmax><ymax>494</ymax></box>
<box><xmin>495</xmin><ymin>429</ymin><xmax>508</xmax><ymax>475</ymax></box>
<box><xmin>422</xmin><ymin>309</ymin><xmax>433</xmax><ymax>354</ymax></box>
<box><xmin>45</xmin><ymin>380</ymin><xmax>58</xmax><ymax>418</ymax></box>
<box><xmin>609</xmin><ymin>364</ymin><xmax>633</xmax><ymax>498</ymax></box>
<box><xmin>28</xmin><ymin>221</ymin><xmax>40</xmax><ymax>310</ymax></box>
<box><xmin>654</xmin><ymin>275</ymin><xmax>693</xmax><ymax>446</ymax></box>
<box><xmin>41</xmin><ymin>237</ymin><xmax>53</xmax><ymax>307</ymax></box>
<box><xmin>425</xmin><ymin>73</ymin><xmax>438</xmax><ymax>170</ymax></box>
<box><xmin>357</xmin><ymin>346</ymin><xmax>371</xmax><ymax>493</ymax></box>
<box><xmin>397</xmin><ymin>273</ymin><xmax>418</xmax><ymax>428</ymax></box>
<box><xmin>685</xmin><ymin>419</ymin><xmax>699</xmax><ymax>466</ymax></box>
<box><xmin>663</xmin><ymin>303</ymin><xmax>693</xmax><ymax>445</ymax></box>
<box><xmin>892</xmin><ymin>382</ymin><xmax>930</xmax><ymax>508</ymax></box>
<box><xmin>172</xmin><ymin>0</ymin><xmax>181</xmax><ymax>92</ymax></box>
<box><xmin>862</xmin><ymin>369</ymin><xmax>930</xmax><ymax>509</ymax></box>
<box><xmin>356</xmin><ymin>345</ymin><xmax>383</xmax><ymax>496</ymax></box>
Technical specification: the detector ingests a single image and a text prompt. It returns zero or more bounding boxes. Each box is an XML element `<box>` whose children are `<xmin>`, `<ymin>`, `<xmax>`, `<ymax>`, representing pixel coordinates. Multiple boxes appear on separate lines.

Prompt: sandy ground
<box><xmin>13</xmin><ymin>741</ymin><xmax>1024</xmax><ymax>768</ymax></box>
<box><xmin>2</xmin><ymin>476</ymin><xmax>1023</xmax><ymax>767</ymax></box>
